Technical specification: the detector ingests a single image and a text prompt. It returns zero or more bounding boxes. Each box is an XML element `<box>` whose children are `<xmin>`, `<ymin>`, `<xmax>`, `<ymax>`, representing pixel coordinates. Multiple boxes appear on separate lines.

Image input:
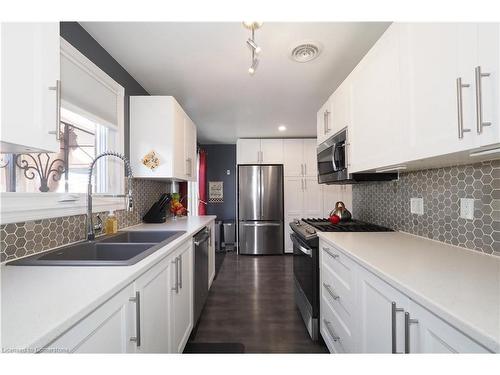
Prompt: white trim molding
<box><xmin>0</xmin><ymin>193</ymin><xmax>125</xmax><ymax>225</ymax></box>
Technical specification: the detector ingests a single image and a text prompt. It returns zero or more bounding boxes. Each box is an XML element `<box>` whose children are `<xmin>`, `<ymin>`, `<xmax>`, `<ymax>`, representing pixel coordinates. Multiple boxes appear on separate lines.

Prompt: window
<box><xmin>0</xmin><ymin>107</ymin><xmax>118</xmax><ymax>194</ymax></box>
<box><xmin>0</xmin><ymin>38</ymin><xmax>125</xmax><ymax>224</ymax></box>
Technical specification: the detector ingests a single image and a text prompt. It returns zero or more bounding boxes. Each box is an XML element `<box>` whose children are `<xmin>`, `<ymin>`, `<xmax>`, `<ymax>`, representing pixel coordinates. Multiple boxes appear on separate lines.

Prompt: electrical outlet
<box><xmin>460</xmin><ymin>198</ymin><xmax>475</xmax><ymax>220</ymax></box>
<box><xmin>226</xmin><ymin>170</ymin><xmax>231</xmax><ymax>175</ymax></box>
<box><xmin>410</xmin><ymin>198</ymin><xmax>424</xmax><ymax>215</ymax></box>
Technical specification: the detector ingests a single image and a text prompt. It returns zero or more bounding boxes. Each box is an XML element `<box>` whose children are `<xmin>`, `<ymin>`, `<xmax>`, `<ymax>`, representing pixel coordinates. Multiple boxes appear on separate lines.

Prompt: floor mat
<box><xmin>184</xmin><ymin>342</ymin><xmax>245</xmax><ymax>353</ymax></box>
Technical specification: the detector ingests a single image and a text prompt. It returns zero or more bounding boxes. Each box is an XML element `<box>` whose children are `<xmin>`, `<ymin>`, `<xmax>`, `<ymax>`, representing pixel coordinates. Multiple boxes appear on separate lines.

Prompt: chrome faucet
<box><xmin>86</xmin><ymin>151</ymin><xmax>134</xmax><ymax>241</ymax></box>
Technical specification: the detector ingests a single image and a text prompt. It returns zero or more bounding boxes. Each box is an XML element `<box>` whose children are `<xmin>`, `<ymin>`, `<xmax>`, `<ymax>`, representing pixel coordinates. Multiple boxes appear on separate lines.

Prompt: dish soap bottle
<box><xmin>105</xmin><ymin>210</ymin><xmax>118</xmax><ymax>234</ymax></box>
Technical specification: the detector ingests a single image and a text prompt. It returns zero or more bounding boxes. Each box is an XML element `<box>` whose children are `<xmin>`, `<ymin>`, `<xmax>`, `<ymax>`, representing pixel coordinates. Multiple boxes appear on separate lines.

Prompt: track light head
<box><xmin>246</xmin><ymin>38</ymin><xmax>262</xmax><ymax>55</ymax></box>
<box><xmin>248</xmin><ymin>58</ymin><xmax>259</xmax><ymax>75</ymax></box>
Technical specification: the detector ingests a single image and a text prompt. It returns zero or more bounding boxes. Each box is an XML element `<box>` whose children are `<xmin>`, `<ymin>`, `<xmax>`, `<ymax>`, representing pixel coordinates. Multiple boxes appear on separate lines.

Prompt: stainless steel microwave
<box><xmin>317</xmin><ymin>129</ymin><xmax>398</xmax><ymax>184</ymax></box>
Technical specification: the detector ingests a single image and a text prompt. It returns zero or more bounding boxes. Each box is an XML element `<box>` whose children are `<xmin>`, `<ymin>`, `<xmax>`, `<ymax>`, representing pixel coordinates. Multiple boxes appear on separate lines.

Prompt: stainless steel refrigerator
<box><xmin>238</xmin><ymin>165</ymin><xmax>284</xmax><ymax>255</ymax></box>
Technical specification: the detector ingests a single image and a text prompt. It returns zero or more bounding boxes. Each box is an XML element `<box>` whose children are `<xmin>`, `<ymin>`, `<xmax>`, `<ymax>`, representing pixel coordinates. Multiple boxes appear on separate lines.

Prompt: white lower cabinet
<box><xmin>43</xmin><ymin>237</ymin><xmax>197</xmax><ymax>354</ymax></box>
<box><xmin>407</xmin><ymin>300</ymin><xmax>489</xmax><ymax>353</ymax></box>
<box><xmin>47</xmin><ymin>285</ymin><xmax>135</xmax><ymax>353</ymax></box>
<box><xmin>356</xmin><ymin>266</ymin><xmax>410</xmax><ymax>353</ymax></box>
<box><xmin>169</xmin><ymin>241</ymin><xmax>194</xmax><ymax>353</ymax></box>
<box><xmin>132</xmin><ymin>258</ymin><xmax>171</xmax><ymax>353</ymax></box>
<box><xmin>319</xmin><ymin>238</ymin><xmax>492</xmax><ymax>353</ymax></box>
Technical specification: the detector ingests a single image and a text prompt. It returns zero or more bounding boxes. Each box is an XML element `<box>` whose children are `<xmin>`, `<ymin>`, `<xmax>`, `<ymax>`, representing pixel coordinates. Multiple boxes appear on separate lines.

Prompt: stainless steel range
<box><xmin>290</xmin><ymin>218</ymin><xmax>392</xmax><ymax>341</ymax></box>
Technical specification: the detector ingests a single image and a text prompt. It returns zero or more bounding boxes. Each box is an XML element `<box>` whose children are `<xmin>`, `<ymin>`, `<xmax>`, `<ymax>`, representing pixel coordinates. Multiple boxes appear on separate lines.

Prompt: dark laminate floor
<box><xmin>188</xmin><ymin>252</ymin><xmax>328</xmax><ymax>353</ymax></box>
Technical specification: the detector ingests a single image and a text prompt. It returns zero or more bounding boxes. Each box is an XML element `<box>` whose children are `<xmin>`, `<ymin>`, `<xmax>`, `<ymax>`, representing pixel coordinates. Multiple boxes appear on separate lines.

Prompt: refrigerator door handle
<box><xmin>241</xmin><ymin>222</ymin><xmax>282</xmax><ymax>227</ymax></box>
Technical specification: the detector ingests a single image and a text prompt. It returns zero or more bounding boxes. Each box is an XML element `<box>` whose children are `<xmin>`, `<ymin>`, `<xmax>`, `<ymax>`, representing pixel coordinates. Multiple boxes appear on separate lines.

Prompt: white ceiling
<box><xmin>80</xmin><ymin>22</ymin><xmax>390</xmax><ymax>144</ymax></box>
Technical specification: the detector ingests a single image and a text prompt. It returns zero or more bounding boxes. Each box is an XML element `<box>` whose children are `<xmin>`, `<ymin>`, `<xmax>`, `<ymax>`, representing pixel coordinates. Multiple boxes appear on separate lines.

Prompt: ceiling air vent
<box><xmin>290</xmin><ymin>42</ymin><xmax>321</xmax><ymax>63</ymax></box>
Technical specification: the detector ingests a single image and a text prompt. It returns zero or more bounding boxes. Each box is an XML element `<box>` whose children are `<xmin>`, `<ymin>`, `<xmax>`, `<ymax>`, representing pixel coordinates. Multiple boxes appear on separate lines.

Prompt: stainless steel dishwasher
<box><xmin>193</xmin><ymin>227</ymin><xmax>210</xmax><ymax>324</ymax></box>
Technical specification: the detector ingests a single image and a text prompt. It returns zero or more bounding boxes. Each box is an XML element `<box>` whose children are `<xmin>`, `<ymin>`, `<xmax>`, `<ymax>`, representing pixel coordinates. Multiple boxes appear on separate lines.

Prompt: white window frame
<box><xmin>0</xmin><ymin>38</ymin><xmax>126</xmax><ymax>225</ymax></box>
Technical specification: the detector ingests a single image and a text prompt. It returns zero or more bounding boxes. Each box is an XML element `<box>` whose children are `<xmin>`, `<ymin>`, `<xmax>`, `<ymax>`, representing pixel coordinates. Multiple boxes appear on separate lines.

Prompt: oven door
<box><xmin>291</xmin><ymin>232</ymin><xmax>319</xmax><ymax>339</ymax></box>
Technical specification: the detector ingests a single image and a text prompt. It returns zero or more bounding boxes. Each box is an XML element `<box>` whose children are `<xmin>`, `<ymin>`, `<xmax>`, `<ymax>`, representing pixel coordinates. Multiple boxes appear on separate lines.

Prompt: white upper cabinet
<box><xmin>1</xmin><ymin>23</ymin><xmax>61</xmax><ymax>153</ymax></box>
<box><xmin>349</xmin><ymin>23</ymin><xmax>405</xmax><ymax>173</ymax></box>
<box><xmin>237</xmin><ymin>139</ymin><xmax>261</xmax><ymax>164</ymax></box>
<box><xmin>303</xmin><ymin>139</ymin><xmax>318</xmax><ymax>177</ymax></box>
<box><xmin>398</xmin><ymin>23</ymin><xmax>478</xmax><ymax>160</ymax></box>
<box><xmin>283</xmin><ymin>139</ymin><xmax>317</xmax><ymax>177</ymax></box>
<box><xmin>236</xmin><ymin>138</ymin><xmax>283</xmax><ymax>164</ymax></box>
<box><xmin>130</xmin><ymin>96</ymin><xmax>197</xmax><ymax>181</ymax></box>
<box><xmin>476</xmin><ymin>23</ymin><xmax>500</xmax><ymax>148</ymax></box>
<box><xmin>320</xmin><ymin>23</ymin><xmax>500</xmax><ymax>173</ymax></box>
<box><xmin>330</xmin><ymin>77</ymin><xmax>351</xmax><ymax>135</ymax></box>
<box><xmin>183</xmin><ymin>116</ymin><xmax>197</xmax><ymax>181</ymax></box>
<box><xmin>283</xmin><ymin>139</ymin><xmax>304</xmax><ymax>175</ymax></box>
<box><xmin>316</xmin><ymin>95</ymin><xmax>334</xmax><ymax>145</ymax></box>
<box><xmin>261</xmin><ymin>139</ymin><xmax>284</xmax><ymax>163</ymax></box>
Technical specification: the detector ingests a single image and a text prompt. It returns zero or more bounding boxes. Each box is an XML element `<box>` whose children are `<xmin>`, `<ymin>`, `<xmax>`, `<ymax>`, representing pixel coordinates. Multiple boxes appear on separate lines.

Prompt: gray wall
<box><xmin>352</xmin><ymin>160</ymin><xmax>500</xmax><ymax>257</ymax></box>
<box><xmin>202</xmin><ymin>144</ymin><xmax>237</xmax><ymax>221</ymax></box>
<box><xmin>60</xmin><ymin>22</ymin><xmax>150</xmax><ymax>157</ymax></box>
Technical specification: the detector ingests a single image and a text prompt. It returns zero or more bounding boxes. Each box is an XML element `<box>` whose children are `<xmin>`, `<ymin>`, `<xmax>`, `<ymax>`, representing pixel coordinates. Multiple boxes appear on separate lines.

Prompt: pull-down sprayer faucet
<box><xmin>86</xmin><ymin>152</ymin><xmax>134</xmax><ymax>241</ymax></box>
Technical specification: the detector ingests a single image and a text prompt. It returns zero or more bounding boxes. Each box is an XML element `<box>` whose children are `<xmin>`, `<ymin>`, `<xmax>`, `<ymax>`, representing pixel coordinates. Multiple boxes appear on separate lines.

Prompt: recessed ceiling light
<box><xmin>278</xmin><ymin>125</ymin><xmax>287</xmax><ymax>132</ymax></box>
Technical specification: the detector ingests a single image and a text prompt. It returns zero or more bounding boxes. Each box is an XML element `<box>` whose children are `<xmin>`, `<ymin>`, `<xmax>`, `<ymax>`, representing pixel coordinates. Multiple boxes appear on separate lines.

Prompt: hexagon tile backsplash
<box><xmin>0</xmin><ymin>179</ymin><xmax>170</xmax><ymax>263</ymax></box>
<box><xmin>352</xmin><ymin>160</ymin><xmax>500</xmax><ymax>257</ymax></box>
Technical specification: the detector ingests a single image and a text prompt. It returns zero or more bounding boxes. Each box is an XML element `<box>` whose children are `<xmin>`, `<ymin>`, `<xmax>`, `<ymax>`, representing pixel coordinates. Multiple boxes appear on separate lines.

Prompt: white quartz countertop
<box><xmin>316</xmin><ymin>231</ymin><xmax>500</xmax><ymax>353</ymax></box>
<box><xmin>0</xmin><ymin>215</ymin><xmax>216</xmax><ymax>351</ymax></box>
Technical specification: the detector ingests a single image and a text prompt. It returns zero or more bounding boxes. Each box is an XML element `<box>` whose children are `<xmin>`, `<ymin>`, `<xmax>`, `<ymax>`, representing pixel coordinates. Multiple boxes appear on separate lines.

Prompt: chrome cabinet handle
<box><xmin>301</xmin><ymin>163</ymin><xmax>304</xmax><ymax>176</ymax></box>
<box><xmin>178</xmin><ymin>254</ymin><xmax>183</xmax><ymax>289</ymax></box>
<box><xmin>404</xmin><ymin>312</ymin><xmax>419</xmax><ymax>354</ymax></box>
<box><xmin>323</xmin><ymin>319</ymin><xmax>340</xmax><ymax>341</ymax></box>
<box><xmin>323</xmin><ymin>111</ymin><xmax>327</xmax><ymax>135</ymax></box>
<box><xmin>48</xmin><ymin>80</ymin><xmax>61</xmax><ymax>141</ymax></box>
<box><xmin>323</xmin><ymin>282</ymin><xmax>340</xmax><ymax>301</ymax></box>
<box><xmin>391</xmin><ymin>302</ymin><xmax>404</xmax><ymax>354</ymax></box>
<box><xmin>186</xmin><ymin>158</ymin><xmax>192</xmax><ymax>177</ymax></box>
<box><xmin>171</xmin><ymin>257</ymin><xmax>179</xmax><ymax>293</ymax></box>
<box><xmin>129</xmin><ymin>291</ymin><xmax>141</xmax><ymax>347</ymax></box>
<box><xmin>475</xmin><ymin>66</ymin><xmax>491</xmax><ymax>134</ymax></box>
<box><xmin>456</xmin><ymin>77</ymin><xmax>471</xmax><ymax>139</ymax></box>
<box><xmin>304</xmin><ymin>163</ymin><xmax>307</xmax><ymax>176</ymax></box>
<box><xmin>324</xmin><ymin>247</ymin><xmax>339</xmax><ymax>259</ymax></box>
<box><xmin>324</xmin><ymin>110</ymin><xmax>331</xmax><ymax>134</ymax></box>
<box><xmin>301</xmin><ymin>178</ymin><xmax>304</xmax><ymax>191</ymax></box>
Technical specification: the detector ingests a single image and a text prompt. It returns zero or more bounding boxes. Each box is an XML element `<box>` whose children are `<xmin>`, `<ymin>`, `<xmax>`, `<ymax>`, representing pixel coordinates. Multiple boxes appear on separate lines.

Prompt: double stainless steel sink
<box><xmin>8</xmin><ymin>230</ymin><xmax>186</xmax><ymax>266</ymax></box>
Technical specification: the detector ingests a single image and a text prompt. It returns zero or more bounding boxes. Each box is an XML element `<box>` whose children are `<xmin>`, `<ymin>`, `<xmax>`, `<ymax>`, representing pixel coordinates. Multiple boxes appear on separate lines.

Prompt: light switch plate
<box><xmin>410</xmin><ymin>198</ymin><xmax>424</xmax><ymax>215</ymax></box>
<box><xmin>460</xmin><ymin>198</ymin><xmax>475</xmax><ymax>220</ymax></box>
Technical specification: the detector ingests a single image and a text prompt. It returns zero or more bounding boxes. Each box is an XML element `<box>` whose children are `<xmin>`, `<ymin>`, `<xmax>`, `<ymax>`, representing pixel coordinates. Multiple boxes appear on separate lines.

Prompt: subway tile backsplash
<box><xmin>0</xmin><ymin>179</ymin><xmax>170</xmax><ymax>263</ymax></box>
<box><xmin>352</xmin><ymin>160</ymin><xmax>500</xmax><ymax>257</ymax></box>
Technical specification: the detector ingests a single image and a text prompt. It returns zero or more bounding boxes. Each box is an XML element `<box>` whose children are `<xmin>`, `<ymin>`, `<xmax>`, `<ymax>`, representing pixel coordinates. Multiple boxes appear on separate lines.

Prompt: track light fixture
<box><xmin>248</xmin><ymin>58</ymin><xmax>259</xmax><ymax>75</ymax></box>
<box><xmin>246</xmin><ymin>38</ymin><xmax>262</xmax><ymax>55</ymax></box>
<box><xmin>243</xmin><ymin>22</ymin><xmax>262</xmax><ymax>76</ymax></box>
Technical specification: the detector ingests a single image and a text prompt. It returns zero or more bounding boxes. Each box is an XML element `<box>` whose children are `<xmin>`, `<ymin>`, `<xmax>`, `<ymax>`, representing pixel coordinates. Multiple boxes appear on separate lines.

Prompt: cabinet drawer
<box><xmin>321</xmin><ymin>261</ymin><xmax>354</xmax><ymax>324</ymax></box>
<box><xmin>321</xmin><ymin>294</ymin><xmax>354</xmax><ymax>353</ymax></box>
<box><xmin>320</xmin><ymin>242</ymin><xmax>354</xmax><ymax>292</ymax></box>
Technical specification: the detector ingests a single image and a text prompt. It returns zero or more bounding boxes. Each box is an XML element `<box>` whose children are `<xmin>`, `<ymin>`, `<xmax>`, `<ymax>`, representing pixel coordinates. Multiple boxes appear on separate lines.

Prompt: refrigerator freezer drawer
<box><xmin>238</xmin><ymin>221</ymin><xmax>284</xmax><ymax>255</ymax></box>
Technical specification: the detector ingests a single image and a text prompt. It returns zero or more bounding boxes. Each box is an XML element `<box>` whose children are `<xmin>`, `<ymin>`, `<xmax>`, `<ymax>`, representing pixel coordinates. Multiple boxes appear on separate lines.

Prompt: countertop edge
<box><xmin>316</xmin><ymin>231</ymin><xmax>500</xmax><ymax>353</ymax></box>
<box><xmin>6</xmin><ymin>216</ymin><xmax>216</xmax><ymax>351</ymax></box>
